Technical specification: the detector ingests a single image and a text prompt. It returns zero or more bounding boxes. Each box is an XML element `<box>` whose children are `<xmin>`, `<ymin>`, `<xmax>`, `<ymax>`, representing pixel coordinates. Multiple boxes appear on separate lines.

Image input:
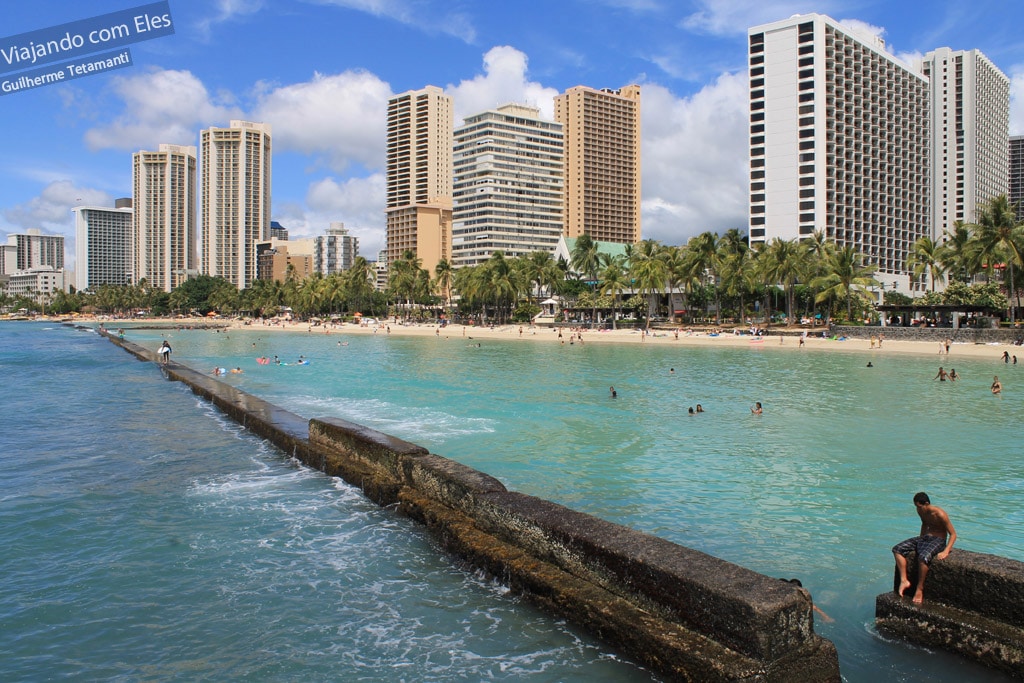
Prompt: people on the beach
<box><xmin>609</xmin><ymin>386</ymin><xmax>617</xmax><ymax>398</ymax></box>
<box><xmin>933</xmin><ymin>367</ymin><xmax>947</xmax><ymax>381</ymax></box>
<box><xmin>751</xmin><ymin>402</ymin><xmax>763</xmax><ymax>415</ymax></box>
<box><xmin>1003</xmin><ymin>351</ymin><xmax>1010</xmax><ymax>363</ymax></box>
<box><xmin>866</xmin><ymin>362</ymin><xmax>873</xmax><ymax>367</ymax></box>
<box><xmin>948</xmin><ymin>368</ymin><xmax>959</xmax><ymax>381</ymax></box>
<box><xmin>991</xmin><ymin>376</ymin><xmax>1002</xmax><ymax>395</ymax></box>
<box><xmin>892</xmin><ymin>492</ymin><xmax>956</xmax><ymax>604</ymax></box>
<box><xmin>695</xmin><ymin>404</ymin><xmax>704</xmax><ymax>413</ymax></box>
<box><xmin>158</xmin><ymin>340</ymin><xmax>172</xmax><ymax>364</ymax></box>
<box><xmin>688</xmin><ymin>407</ymin><xmax>695</xmax><ymax>415</ymax></box>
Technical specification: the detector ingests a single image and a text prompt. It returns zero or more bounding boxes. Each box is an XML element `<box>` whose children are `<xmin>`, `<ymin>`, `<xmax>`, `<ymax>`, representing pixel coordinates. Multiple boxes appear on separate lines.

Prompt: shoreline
<box><xmin>75</xmin><ymin>315</ymin><xmax>1023</xmax><ymax>361</ymax></box>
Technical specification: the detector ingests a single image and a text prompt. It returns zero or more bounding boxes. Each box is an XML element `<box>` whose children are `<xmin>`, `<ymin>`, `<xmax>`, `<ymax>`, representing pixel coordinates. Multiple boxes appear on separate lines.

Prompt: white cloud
<box><xmin>3</xmin><ymin>180</ymin><xmax>111</xmax><ymax>232</ymax></box>
<box><xmin>84</xmin><ymin>68</ymin><xmax>241</xmax><ymax>151</ymax></box>
<box><xmin>640</xmin><ymin>73</ymin><xmax>750</xmax><ymax>245</ymax></box>
<box><xmin>682</xmin><ymin>1</ymin><xmax>840</xmax><ymax>36</ymax></box>
<box><xmin>1011</xmin><ymin>67</ymin><xmax>1024</xmax><ymax>136</ymax></box>
<box><xmin>196</xmin><ymin>0</ymin><xmax>265</xmax><ymax>38</ymax></box>
<box><xmin>252</xmin><ymin>70</ymin><xmax>391</xmax><ymax>172</ymax></box>
<box><xmin>311</xmin><ymin>0</ymin><xmax>476</xmax><ymax>43</ymax></box>
<box><xmin>836</xmin><ymin>18</ymin><xmax>886</xmax><ymax>44</ymax></box>
<box><xmin>446</xmin><ymin>46</ymin><xmax>560</xmax><ymax>123</ymax></box>
<box><xmin>295</xmin><ymin>174</ymin><xmax>387</xmax><ymax>256</ymax></box>
<box><xmin>1</xmin><ymin>180</ymin><xmax>113</xmax><ymax>269</ymax></box>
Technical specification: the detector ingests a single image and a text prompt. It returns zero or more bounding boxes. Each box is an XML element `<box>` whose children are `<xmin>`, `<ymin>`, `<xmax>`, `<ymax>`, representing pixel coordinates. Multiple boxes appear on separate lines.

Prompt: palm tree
<box><xmin>598</xmin><ymin>256</ymin><xmax>630</xmax><ymax>329</ymax></box>
<box><xmin>434</xmin><ymin>258</ymin><xmax>454</xmax><ymax>315</ymax></box>
<box><xmin>762</xmin><ymin>238</ymin><xmax>802</xmax><ymax>325</ymax></box>
<box><xmin>907</xmin><ymin>236</ymin><xmax>948</xmax><ymax>292</ymax></box>
<box><xmin>483</xmin><ymin>251</ymin><xmax>520</xmax><ymax>323</ymax></box>
<box><xmin>685</xmin><ymin>231</ymin><xmax>720</xmax><ymax>323</ymax></box>
<box><xmin>628</xmin><ymin>240</ymin><xmax>667</xmax><ymax>326</ymax></box>
<box><xmin>388</xmin><ymin>250</ymin><xmax>424</xmax><ymax>320</ymax></box>
<box><xmin>571</xmin><ymin>234</ymin><xmax>602</xmax><ymax>326</ymax></box>
<box><xmin>971</xmin><ymin>194</ymin><xmax>1024</xmax><ymax>322</ymax></box>
<box><xmin>811</xmin><ymin>245</ymin><xmax>879</xmax><ymax>322</ymax></box>
<box><xmin>940</xmin><ymin>221</ymin><xmax>977</xmax><ymax>284</ymax></box>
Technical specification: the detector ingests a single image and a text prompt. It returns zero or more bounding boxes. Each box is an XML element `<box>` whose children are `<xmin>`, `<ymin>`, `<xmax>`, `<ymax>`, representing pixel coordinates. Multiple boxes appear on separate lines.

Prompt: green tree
<box><xmin>907</xmin><ymin>236</ymin><xmax>947</xmax><ymax>292</ymax></box>
<box><xmin>811</xmin><ymin>245</ymin><xmax>879</xmax><ymax>322</ymax></box>
<box><xmin>570</xmin><ymin>234</ymin><xmax>602</xmax><ymax>325</ymax></box>
<box><xmin>970</xmin><ymin>194</ymin><xmax>1024</xmax><ymax>322</ymax></box>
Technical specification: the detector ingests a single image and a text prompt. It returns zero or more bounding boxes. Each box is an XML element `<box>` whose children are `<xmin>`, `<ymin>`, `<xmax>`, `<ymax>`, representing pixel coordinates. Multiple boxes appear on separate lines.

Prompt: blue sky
<box><xmin>2</xmin><ymin>0</ymin><xmax>1024</xmax><ymax>270</ymax></box>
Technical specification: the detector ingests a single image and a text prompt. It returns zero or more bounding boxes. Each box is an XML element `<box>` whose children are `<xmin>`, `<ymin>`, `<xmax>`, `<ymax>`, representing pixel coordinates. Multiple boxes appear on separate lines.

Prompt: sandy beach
<box><xmin>194</xmin><ymin>317</ymin><xmax>1017</xmax><ymax>361</ymax></box>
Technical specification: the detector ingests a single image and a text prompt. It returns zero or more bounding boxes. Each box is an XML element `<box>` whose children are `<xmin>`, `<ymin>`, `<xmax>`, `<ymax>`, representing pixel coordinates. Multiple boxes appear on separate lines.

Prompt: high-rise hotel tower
<box><xmin>748</xmin><ymin>14</ymin><xmax>930</xmax><ymax>289</ymax></box>
<box><xmin>555</xmin><ymin>85</ymin><xmax>641</xmax><ymax>244</ymax></box>
<box><xmin>385</xmin><ymin>86</ymin><xmax>453</xmax><ymax>276</ymax></box>
<box><xmin>451</xmin><ymin>103</ymin><xmax>564</xmax><ymax>267</ymax></box>
<box><xmin>749</xmin><ymin>14</ymin><xmax>1011</xmax><ymax>292</ymax></box>
<box><xmin>921</xmin><ymin>48</ymin><xmax>1009</xmax><ymax>236</ymax></box>
<box><xmin>133</xmin><ymin>144</ymin><xmax>197</xmax><ymax>292</ymax></box>
<box><xmin>200</xmin><ymin>120</ymin><xmax>272</xmax><ymax>289</ymax></box>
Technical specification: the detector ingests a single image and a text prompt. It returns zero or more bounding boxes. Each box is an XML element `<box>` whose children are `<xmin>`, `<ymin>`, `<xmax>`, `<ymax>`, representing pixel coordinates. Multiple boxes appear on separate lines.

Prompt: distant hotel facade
<box><xmin>385</xmin><ymin>86</ymin><xmax>452</xmax><ymax>277</ymax></box>
<box><xmin>73</xmin><ymin>204</ymin><xmax>134</xmax><ymax>291</ymax></box>
<box><xmin>748</xmin><ymin>14</ymin><xmax>930</xmax><ymax>289</ymax></box>
<box><xmin>314</xmin><ymin>222</ymin><xmax>359</xmax><ymax>275</ymax></box>
<box><xmin>555</xmin><ymin>84</ymin><xmax>641</xmax><ymax>244</ymax></box>
<box><xmin>451</xmin><ymin>103</ymin><xmax>564</xmax><ymax>267</ymax></box>
<box><xmin>133</xmin><ymin>144</ymin><xmax>198</xmax><ymax>292</ymax></box>
<box><xmin>200</xmin><ymin>120</ymin><xmax>272</xmax><ymax>289</ymax></box>
<box><xmin>921</xmin><ymin>48</ymin><xmax>1009</xmax><ymax>236</ymax></box>
<box><xmin>748</xmin><ymin>13</ymin><xmax>1009</xmax><ymax>293</ymax></box>
<box><xmin>1007</xmin><ymin>135</ymin><xmax>1024</xmax><ymax>222</ymax></box>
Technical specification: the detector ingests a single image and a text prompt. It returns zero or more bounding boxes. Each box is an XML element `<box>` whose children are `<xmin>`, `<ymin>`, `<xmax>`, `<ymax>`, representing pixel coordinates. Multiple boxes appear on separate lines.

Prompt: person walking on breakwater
<box><xmin>158</xmin><ymin>340</ymin><xmax>172</xmax><ymax>365</ymax></box>
<box><xmin>892</xmin><ymin>492</ymin><xmax>956</xmax><ymax>604</ymax></box>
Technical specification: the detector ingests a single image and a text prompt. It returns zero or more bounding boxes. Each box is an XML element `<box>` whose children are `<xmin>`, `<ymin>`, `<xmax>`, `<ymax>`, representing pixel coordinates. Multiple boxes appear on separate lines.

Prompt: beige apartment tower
<box><xmin>200</xmin><ymin>120</ymin><xmax>272</xmax><ymax>289</ymax></box>
<box><xmin>555</xmin><ymin>85</ymin><xmax>641</xmax><ymax>244</ymax></box>
<box><xmin>133</xmin><ymin>144</ymin><xmax>197</xmax><ymax>292</ymax></box>
<box><xmin>385</xmin><ymin>86</ymin><xmax>453</xmax><ymax>276</ymax></box>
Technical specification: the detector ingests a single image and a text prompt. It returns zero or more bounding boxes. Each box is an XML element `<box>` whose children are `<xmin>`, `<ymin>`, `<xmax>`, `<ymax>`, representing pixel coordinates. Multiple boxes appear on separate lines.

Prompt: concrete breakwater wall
<box><xmin>101</xmin><ymin>329</ymin><xmax>840</xmax><ymax>682</ymax></box>
<box><xmin>876</xmin><ymin>549</ymin><xmax>1024</xmax><ymax>677</ymax></box>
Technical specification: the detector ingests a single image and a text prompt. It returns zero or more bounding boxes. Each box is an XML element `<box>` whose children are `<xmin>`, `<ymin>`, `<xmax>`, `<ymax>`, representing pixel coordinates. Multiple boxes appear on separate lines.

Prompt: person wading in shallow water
<box><xmin>891</xmin><ymin>492</ymin><xmax>956</xmax><ymax>604</ymax></box>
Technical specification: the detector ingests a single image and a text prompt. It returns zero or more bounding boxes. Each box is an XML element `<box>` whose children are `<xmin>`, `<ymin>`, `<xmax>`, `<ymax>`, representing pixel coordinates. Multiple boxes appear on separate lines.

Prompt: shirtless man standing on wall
<box><xmin>892</xmin><ymin>492</ymin><xmax>956</xmax><ymax>603</ymax></box>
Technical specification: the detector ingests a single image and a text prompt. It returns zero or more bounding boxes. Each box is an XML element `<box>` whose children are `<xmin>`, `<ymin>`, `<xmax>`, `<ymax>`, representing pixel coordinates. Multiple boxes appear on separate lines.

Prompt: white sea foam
<box><xmin>280</xmin><ymin>394</ymin><xmax>496</xmax><ymax>441</ymax></box>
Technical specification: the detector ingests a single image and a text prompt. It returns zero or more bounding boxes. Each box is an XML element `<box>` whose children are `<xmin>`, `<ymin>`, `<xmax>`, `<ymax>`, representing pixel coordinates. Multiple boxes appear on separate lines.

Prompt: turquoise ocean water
<box><xmin>3</xmin><ymin>322</ymin><xmax>1021</xmax><ymax>681</ymax></box>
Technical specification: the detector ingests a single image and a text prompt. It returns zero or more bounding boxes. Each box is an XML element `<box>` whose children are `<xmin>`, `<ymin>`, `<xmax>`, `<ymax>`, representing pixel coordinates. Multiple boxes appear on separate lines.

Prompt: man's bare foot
<box><xmin>912</xmin><ymin>592</ymin><xmax>924</xmax><ymax>604</ymax></box>
<box><xmin>898</xmin><ymin>579</ymin><xmax>910</xmax><ymax>597</ymax></box>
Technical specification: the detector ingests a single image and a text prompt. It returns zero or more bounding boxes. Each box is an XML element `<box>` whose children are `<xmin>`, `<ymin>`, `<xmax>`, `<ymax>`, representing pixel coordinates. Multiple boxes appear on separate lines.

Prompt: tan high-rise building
<box><xmin>133</xmin><ymin>144</ymin><xmax>197</xmax><ymax>292</ymax></box>
<box><xmin>385</xmin><ymin>86</ymin><xmax>453</xmax><ymax>276</ymax></box>
<box><xmin>200</xmin><ymin>120</ymin><xmax>272</xmax><ymax>289</ymax></box>
<box><xmin>555</xmin><ymin>85</ymin><xmax>641</xmax><ymax>244</ymax></box>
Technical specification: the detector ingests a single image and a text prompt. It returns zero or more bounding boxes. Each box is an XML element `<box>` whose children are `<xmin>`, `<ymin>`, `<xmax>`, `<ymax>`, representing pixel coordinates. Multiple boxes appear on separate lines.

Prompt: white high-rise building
<box><xmin>314</xmin><ymin>222</ymin><xmax>359</xmax><ymax>275</ymax></box>
<box><xmin>133</xmin><ymin>144</ymin><xmax>198</xmax><ymax>291</ymax></box>
<box><xmin>748</xmin><ymin>14</ymin><xmax>930</xmax><ymax>290</ymax></box>
<box><xmin>3</xmin><ymin>228</ymin><xmax>65</xmax><ymax>274</ymax></box>
<box><xmin>200</xmin><ymin>120</ymin><xmax>272</xmax><ymax>289</ymax></box>
<box><xmin>452</xmin><ymin>104</ymin><xmax>564</xmax><ymax>267</ymax></box>
<box><xmin>921</xmin><ymin>48</ymin><xmax>1009</xmax><ymax>235</ymax></box>
<box><xmin>73</xmin><ymin>204</ymin><xmax>134</xmax><ymax>291</ymax></box>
